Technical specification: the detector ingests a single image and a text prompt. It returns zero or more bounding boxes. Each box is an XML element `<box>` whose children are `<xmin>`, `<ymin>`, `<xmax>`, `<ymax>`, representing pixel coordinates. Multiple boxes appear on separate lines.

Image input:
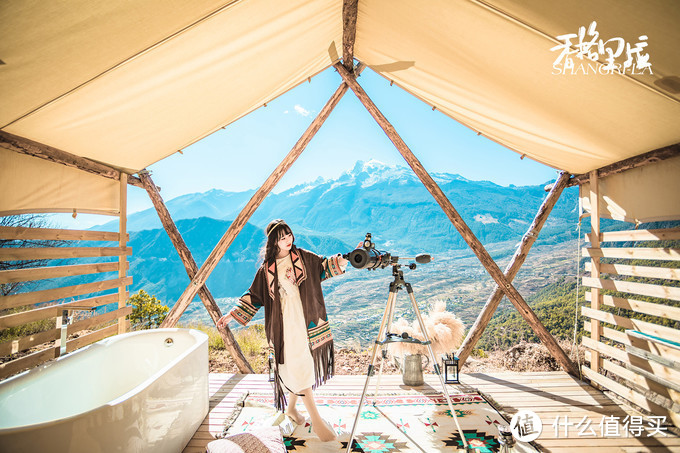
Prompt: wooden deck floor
<box><xmin>184</xmin><ymin>372</ymin><xmax>680</xmax><ymax>452</ymax></box>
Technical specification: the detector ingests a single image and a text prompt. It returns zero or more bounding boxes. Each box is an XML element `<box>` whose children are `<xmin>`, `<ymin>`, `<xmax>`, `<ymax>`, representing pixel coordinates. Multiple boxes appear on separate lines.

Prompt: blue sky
<box><xmin>59</xmin><ymin>66</ymin><xmax>560</xmax><ymax>229</ymax></box>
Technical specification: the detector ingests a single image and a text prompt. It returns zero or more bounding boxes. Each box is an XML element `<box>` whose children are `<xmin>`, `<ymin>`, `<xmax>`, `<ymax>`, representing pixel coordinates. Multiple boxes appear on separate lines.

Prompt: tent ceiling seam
<box><xmin>468</xmin><ymin>0</ymin><xmax>680</xmax><ymax>106</ymax></box>
<box><xmin>0</xmin><ymin>0</ymin><xmax>244</xmax><ymax>130</ymax></box>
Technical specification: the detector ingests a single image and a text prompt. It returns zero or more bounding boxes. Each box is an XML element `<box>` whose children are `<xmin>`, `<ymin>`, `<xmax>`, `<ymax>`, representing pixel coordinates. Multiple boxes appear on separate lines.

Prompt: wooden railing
<box><xmin>581</xmin><ymin>225</ymin><xmax>680</xmax><ymax>425</ymax></box>
<box><xmin>0</xmin><ymin>225</ymin><xmax>132</xmax><ymax>380</ymax></box>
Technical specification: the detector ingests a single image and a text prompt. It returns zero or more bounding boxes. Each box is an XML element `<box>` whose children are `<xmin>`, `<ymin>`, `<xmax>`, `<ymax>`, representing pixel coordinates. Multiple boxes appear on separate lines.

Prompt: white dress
<box><xmin>276</xmin><ymin>254</ymin><xmax>315</xmax><ymax>393</ymax></box>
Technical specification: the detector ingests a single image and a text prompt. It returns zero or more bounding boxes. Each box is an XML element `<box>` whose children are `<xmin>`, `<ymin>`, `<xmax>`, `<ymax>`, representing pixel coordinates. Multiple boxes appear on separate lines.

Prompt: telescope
<box><xmin>343</xmin><ymin>233</ymin><xmax>432</xmax><ymax>270</ymax></box>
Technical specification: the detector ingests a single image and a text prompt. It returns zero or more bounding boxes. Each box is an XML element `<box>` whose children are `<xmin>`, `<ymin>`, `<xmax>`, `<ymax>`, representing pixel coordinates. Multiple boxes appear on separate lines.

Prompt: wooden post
<box><xmin>334</xmin><ymin>62</ymin><xmax>579</xmax><ymax>376</ymax></box>
<box><xmin>118</xmin><ymin>172</ymin><xmax>128</xmax><ymax>334</ymax></box>
<box><xmin>162</xmin><ymin>67</ymin><xmax>364</xmax><ymax>329</ymax></box>
<box><xmin>342</xmin><ymin>0</ymin><xmax>359</xmax><ymax>71</ymax></box>
<box><xmin>589</xmin><ymin>170</ymin><xmax>602</xmax><ymax>372</ymax></box>
<box><xmin>139</xmin><ymin>171</ymin><xmax>254</xmax><ymax>374</ymax></box>
<box><xmin>457</xmin><ymin>171</ymin><xmax>571</xmax><ymax>366</ymax></box>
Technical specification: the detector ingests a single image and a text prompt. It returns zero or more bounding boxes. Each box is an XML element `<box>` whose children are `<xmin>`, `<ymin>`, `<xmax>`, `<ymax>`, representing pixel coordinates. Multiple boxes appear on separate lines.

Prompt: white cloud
<box><xmin>283</xmin><ymin>110</ymin><xmax>289</xmax><ymax>114</ymax></box>
<box><xmin>294</xmin><ymin>104</ymin><xmax>310</xmax><ymax>117</ymax></box>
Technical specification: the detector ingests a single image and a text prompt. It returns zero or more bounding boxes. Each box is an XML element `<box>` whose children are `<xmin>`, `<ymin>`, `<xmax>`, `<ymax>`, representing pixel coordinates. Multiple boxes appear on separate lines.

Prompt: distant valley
<box><xmin>44</xmin><ymin>160</ymin><xmax>583</xmax><ymax>346</ymax></box>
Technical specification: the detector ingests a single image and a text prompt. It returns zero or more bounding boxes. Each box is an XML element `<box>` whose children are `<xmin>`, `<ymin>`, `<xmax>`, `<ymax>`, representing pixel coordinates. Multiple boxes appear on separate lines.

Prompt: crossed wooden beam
<box><xmin>3</xmin><ymin>0</ymin><xmax>678</xmax><ymax>374</ymax></box>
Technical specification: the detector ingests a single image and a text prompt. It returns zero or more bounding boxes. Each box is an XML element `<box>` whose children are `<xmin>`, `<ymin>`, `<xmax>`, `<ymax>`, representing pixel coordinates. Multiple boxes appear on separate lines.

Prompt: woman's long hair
<box><xmin>262</xmin><ymin>219</ymin><xmax>295</xmax><ymax>264</ymax></box>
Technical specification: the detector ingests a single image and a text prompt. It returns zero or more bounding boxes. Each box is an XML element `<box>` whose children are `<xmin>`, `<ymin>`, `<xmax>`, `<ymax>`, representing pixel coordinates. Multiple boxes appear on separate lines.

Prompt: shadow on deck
<box><xmin>184</xmin><ymin>371</ymin><xmax>680</xmax><ymax>452</ymax></box>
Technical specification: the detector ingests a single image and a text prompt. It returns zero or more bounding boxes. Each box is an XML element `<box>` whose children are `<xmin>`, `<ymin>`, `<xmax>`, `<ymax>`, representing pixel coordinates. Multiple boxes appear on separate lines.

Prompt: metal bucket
<box><xmin>396</xmin><ymin>353</ymin><xmax>430</xmax><ymax>386</ymax></box>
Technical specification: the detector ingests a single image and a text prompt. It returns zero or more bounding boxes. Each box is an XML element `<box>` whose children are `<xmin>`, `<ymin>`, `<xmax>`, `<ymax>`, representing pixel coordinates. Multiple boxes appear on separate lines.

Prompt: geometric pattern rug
<box><xmin>222</xmin><ymin>391</ymin><xmax>538</xmax><ymax>452</ymax></box>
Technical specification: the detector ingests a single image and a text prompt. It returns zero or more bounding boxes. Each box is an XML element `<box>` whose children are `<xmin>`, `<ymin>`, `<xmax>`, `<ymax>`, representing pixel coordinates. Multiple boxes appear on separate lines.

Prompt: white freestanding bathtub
<box><xmin>0</xmin><ymin>328</ymin><xmax>209</xmax><ymax>453</ymax></box>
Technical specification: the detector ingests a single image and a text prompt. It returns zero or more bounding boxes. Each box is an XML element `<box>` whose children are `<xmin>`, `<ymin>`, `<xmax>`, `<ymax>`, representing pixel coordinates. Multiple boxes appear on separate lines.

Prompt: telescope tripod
<box><xmin>345</xmin><ymin>264</ymin><xmax>469</xmax><ymax>452</ymax></box>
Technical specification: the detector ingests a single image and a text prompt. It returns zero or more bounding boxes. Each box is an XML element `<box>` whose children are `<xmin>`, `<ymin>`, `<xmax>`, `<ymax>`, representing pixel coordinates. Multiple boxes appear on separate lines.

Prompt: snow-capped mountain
<box><xmin>96</xmin><ymin>160</ymin><xmax>578</xmax><ymax>254</ymax></box>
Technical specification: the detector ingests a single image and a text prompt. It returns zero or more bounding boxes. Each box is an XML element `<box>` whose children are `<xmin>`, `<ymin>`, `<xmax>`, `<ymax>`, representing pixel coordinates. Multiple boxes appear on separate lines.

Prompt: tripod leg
<box><xmin>372</xmin><ymin>286</ymin><xmax>398</xmax><ymax>402</ymax></box>
<box><xmin>345</xmin><ymin>290</ymin><xmax>397</xmax><ymax>453</ymax></box>
<box><xmin>406</xmin><ymin>284</ymin><xmax>469</xmax><ymax>451</ymax></box>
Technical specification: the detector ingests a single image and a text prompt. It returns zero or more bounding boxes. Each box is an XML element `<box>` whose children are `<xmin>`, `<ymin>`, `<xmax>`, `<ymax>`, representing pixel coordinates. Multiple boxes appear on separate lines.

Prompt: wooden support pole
<box><xmin>342</xmin><ymin>0</ymin><xmax>359</xmax><ymax>71</ymax></box>
<box><xmin>0</xmin><ymin>130</ymin><xmax>143</xmax><ymax>188</ymax></box>
<box><xmin>163</xmin><ymin>66</ymin><xmax>364</xmax><ymax>329</ymax></box>
<box><xmin>118</xmin><ymin>172</ymin><xmax>128</xmax><ymax>335</ymax></box>
<box><xmin>334</xmin><ymin>62</ymin><xmax>579</xmax><ymax>377</ymax></box>
<box><xmin>589</xmin><ymin>170</ymin><xmax>602</xmax><ymax>373</ymax></box>
<box><xmin>456</xmin><ymin>171</ymin><xmax>571</xmax><ymax>366</ymax></box>
<box><xmin>139</xmin><ymin>171</ymin><xmax>254</xmax><ymax>373</ymax></box>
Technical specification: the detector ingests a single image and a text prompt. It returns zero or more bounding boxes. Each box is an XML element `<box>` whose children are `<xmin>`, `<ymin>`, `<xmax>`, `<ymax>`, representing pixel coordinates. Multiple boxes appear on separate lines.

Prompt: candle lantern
<box><xmin>442</xmin><ymin>353</ymin><xmax>459</xmax><ymax>384</ymax></box>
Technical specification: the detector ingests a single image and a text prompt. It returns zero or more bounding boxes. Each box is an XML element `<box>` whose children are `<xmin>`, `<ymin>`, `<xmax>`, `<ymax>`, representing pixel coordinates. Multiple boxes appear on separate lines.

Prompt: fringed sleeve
<box><xmin>228</xmin><ymin>291</ymin><xmax>261</xmax><ymax>326</ymax></box>
<box><xmin>320</xmin><ymin>253</ymin><xmax>346</xmax><ymax>281</ymax></box>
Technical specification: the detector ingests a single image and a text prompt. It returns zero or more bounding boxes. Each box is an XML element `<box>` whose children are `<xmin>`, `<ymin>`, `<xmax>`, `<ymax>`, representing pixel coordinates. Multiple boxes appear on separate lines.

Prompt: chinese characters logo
<box><xmin>551</xmin><ymin>21</ymin><xmax>652</xmax><ymax>75</ymax></box>
<box><xmin>510</xmin><ymin>410</ymin><xmax>543</xmax><ymax>442</ymax></box>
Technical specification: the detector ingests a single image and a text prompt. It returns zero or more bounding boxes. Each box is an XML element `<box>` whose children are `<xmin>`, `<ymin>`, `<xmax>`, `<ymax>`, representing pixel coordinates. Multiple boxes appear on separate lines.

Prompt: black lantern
<box><xmin>442</xmin><ymin>353</ymin><xmax>459</xmax><ymax>384</ymax></box>
<box><xmin>268</xmin><ymin>352</ymin><xmax>275</xmax><ymax>382</ymax></box>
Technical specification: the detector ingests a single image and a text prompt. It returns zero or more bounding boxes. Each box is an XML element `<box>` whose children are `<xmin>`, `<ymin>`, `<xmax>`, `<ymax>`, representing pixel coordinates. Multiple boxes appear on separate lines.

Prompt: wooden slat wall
<box><xmin>581</xmin><ymin>224</ymin><xmax>680</xmax><ymax>428</ymax></box>
<box><xmin>0</xmin><ymin>172</ymin><xmax>131</xmax><ymax>380</ymax></box>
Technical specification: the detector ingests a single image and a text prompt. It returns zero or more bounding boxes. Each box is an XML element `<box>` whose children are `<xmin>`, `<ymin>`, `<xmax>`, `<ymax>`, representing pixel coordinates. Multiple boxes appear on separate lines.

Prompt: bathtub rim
<box><xmin>0</xmin><ymin>327</ymin><xmax>208</xmax><ymax>434</ymax></box>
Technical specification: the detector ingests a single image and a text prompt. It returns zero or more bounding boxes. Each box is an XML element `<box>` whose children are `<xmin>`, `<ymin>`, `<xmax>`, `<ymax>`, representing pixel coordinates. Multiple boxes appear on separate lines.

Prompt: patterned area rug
<box><xmin>222</xmin><ymin>391</ymin><xmax>537</xmax><ymax>452</ymax></box>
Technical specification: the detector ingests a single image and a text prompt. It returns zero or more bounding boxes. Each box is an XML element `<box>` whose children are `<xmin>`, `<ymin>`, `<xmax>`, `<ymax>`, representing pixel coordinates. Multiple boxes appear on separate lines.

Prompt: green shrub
<box><xmin>127</xmin><ymin>290</ymin><xmax>168</xmax><ymax>329</ymax></box>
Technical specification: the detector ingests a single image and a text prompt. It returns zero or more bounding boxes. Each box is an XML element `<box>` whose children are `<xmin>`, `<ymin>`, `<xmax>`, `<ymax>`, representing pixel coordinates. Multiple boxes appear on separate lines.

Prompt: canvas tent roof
<box><xmin>1</xmin><ymin>0</ymin><xmax>679</xmax><ymax>220</ymax></box>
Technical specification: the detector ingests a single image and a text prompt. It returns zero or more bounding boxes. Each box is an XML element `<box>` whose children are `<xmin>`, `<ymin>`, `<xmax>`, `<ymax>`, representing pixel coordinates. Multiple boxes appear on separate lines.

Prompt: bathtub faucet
<box><xmin>59</xmin><ymin>306</ymin><xmax>95</xmax><ymax>356</ymax></box>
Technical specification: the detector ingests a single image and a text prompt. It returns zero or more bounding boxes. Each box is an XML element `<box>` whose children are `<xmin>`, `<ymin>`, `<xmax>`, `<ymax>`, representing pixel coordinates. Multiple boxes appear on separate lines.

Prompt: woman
<box><xmin>217</xmin><ymin>219</ymin><xmax>347</xmax><ymax>441</ymax></box>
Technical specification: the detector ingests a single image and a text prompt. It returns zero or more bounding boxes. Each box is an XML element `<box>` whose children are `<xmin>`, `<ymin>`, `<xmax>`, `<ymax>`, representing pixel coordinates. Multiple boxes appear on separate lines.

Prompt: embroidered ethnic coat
<box><xmin>228</xmin><ymin>246</ymin><xmax>344</xmax><ymax>410</ymax></box>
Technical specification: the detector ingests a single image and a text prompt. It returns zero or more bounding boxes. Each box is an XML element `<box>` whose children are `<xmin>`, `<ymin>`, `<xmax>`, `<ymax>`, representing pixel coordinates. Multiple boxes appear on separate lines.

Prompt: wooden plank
<box><xmin>68</xmin><ymin>306</ymin><xmax>132</xmax><ymax>334</ymax></box>
<box><xmin>0</xmin><ymin>246</ymin><xmax>132</xmax><ymax>261</ymax></box>
<box><xmin>581</xmin><ymin>306</ymin><xmax>680</xmax><ymax>342</ymax></box>
<box><xmin>584</xmin><ymin>325</ymin><xmax>680</xmax><ymax>386</ymax></box>
<box><xmin>582</xmin><ymin>336</ymin><xmax>628</xmax><ymax>362</ymax></box>
<box><xmin>582</xmin><ymin>276</ymin><xmax>680</xmax><ymax>302</ymax></box>
<box><xmin>586</xmin><ymin>227</ymin><xmax>680</xmax><ymax>243</ymax></box>
<box><xmin>0</xmin><ymin>307</ymin><xmax>130</xmax><ymax>356</ymax></box>
<box><xmin>0</xmin><ymin>130</ymin><xmax>143</xmax><ymax>188</ymax></box>
<box><xmin>596</xmin><ymin>356</ymin><xmax>680</xmax><ymax>405</ymax></box>
<box><xmin>334</xmin><ymin>61</ymin><xmax>578</xmax><ymax>377</ymax></box>
<box><xmin>0</xmin><ymin>226</ymin><xmax>126</xmax><ymax>242</ymax></box>
<box><xmin>583</xmin><ymin>247</ymin><xmax>680</xmax><ymax>261</ymax></box>
<box><xmin>0</xmin><ymin>262</ymin><xmax>125</xmax><ymax>284</ymax></box>
<box><xmin>0</xmin><ymin>276</ymin><xmax>133</xmax><ymax>310</ymax></box>
<box><xmin>582</xmin><ymin>365</ymin><xmax>666</xmax><ymax>415</ymax></box>
<box><xmin>139</xmin><ymin>170</ymin><xmax>253</xmax><ymax>373</ymax></box>
<box><xmin>458</xmin><ymin>171</ymin><xmax>571</xmax><ymax>366</ymax></box>
<box><xmin>187</xmin><ymin>371</ymin><xmax>679</xmax><ymax>453</ymax></box>
<box><xmin>612</xmin><ymin>358</ymin><xmax>680</xmax><ymax>395</ymax></box>
<box><xmin>625</xmin><ymin>344</ymin><xmax>680</xmax><ymax>371</ymax></box>
<box><xmin>65</xmin><ymin>322</ymin><xmax>122</xmax><ymax>352</ymax></box>
<box><xmin>0</xmin><ymin>293</ymin><xmax>122</xmax><ymax>329</ymax></box>
<box><xmin>118</xmin><ymin>172</ymin><xmax>128</xmax><ymax>335</ymax></box>
<box><xmin>585</xmin><ymin>261</ymin><xmax>680</xmax><ymax>281</ymax></box>
<box><xmin>627</xmin><ymin>330</ymin><xmax>680</xmax><ymax>351</ymax></box>
<box><xmin>0</xmin><ymin>327</ymin><xmax>59</xmax><ymax>356</ymax></box>
<box><xmin>0</xmin><ymin>345</ymin><xmax>58</xmax><ymax>380</ymax></box>
<box><xmin>584</xmin><ymin>321</ymin><xmax>680</xmax><ymax>363</ymax></box>
<box><xmin>164</xmin><ymin>68</ymin><xmax>363</xmax><ymax>329</ymax></box>
<box><xmin>586</xmin><ymin>292</ymin><xmax>680</xmax><ymax>322</ymax></box>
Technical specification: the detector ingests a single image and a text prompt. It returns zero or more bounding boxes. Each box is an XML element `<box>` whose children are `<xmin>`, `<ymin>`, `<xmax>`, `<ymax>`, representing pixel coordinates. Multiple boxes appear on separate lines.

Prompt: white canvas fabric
<box><xmin>579</xmin><ymin>154</ymin><xmax>680</xmax><ymax>224</ymax></box>
<box><xmin>0</xmin><ymin>0</ymin><xmax>678</xmax><ymax>219</ymax></box>
<box><xmin>0</xmin><ymin>147</ymin><xmax>120</xmax><ymax>216</ymax></box>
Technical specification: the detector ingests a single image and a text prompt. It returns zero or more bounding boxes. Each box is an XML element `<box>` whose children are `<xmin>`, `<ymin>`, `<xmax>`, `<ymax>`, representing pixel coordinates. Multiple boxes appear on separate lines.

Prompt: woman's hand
<box><xmin>337</xmin><ymin>254</ymin><xmax>348</xmax><ymax>269</ymax></box>
<box><xmin>217</xmin><ymin>313</ymin><xmax>233</xmax><ymax>329</ymax></box>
